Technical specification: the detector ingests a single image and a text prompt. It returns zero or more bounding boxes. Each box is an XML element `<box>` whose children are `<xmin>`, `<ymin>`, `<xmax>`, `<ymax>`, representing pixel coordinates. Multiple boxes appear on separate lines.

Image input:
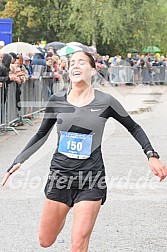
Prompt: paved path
<box><xmin>0</xmin><ymin>85</ymin><xmax>167</xmax><ymax>252</ymax></box>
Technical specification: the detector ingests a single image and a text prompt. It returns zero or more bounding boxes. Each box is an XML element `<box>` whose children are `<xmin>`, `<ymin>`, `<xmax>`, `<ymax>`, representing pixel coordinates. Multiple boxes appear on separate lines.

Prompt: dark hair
<box><xmin>2</xmin><ymin>53</ymin><xmax>12</xmax><ymax>68</ymax></box>
<box><xmin>72</xmin><ymin>51</ymin><xmax>96</xmax><ymax>69</ymax></box>
<box><xmin>83</xmin><ymin>51</ymin><xmax>96</xmax><ymax>68</ymax></box>
<box><xmin>9</xmin><ymin>52</ymin><xmax>17</xmax><ymax>59</ymax></box>
<box><xmin>46</xmin><ymin>52</ymin><xmax>53</xmax><ymax>58</ymax></box>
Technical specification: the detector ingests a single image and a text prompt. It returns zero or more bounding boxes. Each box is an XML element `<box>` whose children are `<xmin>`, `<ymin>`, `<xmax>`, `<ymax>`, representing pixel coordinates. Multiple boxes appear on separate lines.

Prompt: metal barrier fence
<box><xmin>0</xmin><ymin>76</ymin><xmax>65</xmax><ymax>134</ymax></box>
<box><xmin>108</xmin><ymin>65</ymin><xmax>167</xmax><ymax>85</ymax></box>
<box><xmin>0</xmin><ymin>83</ymin><xmax>6</xmax><ymax>127</ymax></box>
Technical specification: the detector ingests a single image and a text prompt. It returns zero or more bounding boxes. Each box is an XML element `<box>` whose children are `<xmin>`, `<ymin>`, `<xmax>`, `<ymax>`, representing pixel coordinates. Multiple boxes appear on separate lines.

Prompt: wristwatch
<box><xmin>146</xmin><ymin>151</ymin><xmax>160</xmax><ymax>160</ymax></box>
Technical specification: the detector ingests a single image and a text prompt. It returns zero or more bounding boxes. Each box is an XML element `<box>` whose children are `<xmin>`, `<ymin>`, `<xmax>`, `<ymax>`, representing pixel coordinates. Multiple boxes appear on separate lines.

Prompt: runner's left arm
<box><xmin>108</xmin><ymin>95</ymin><xmax>154</xmax><ymax>154</ymax></box>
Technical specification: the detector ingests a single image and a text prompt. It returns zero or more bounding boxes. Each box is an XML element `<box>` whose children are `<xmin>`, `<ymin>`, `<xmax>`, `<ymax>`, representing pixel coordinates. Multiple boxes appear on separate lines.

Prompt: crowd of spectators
<box><xmin>94</xmin><ymin>52</ymin><xmax>167</xmax><ymax>85</ymax></box>
<box><xmin>1</xmin><ymin>40</ymin><xmax>167</xmax><ymax>91</ymax></box>
<box><xmin>0</xmin><ymin>43</ymin><xmax>69</xmax><ymax>95</ymax></box>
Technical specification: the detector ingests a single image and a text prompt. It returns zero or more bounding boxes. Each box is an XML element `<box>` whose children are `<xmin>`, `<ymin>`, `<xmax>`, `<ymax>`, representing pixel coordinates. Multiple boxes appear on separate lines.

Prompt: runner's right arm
<box><xmin>7</xmin><ymin>95</ymin><xmax>57</xmax><ymax>172</ymax></box>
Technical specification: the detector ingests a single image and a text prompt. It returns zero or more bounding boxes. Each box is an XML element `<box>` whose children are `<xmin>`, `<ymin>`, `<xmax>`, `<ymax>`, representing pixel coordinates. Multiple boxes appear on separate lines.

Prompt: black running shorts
<box><xmin>44</xmin><ymin>176</ymin><xmax>107</xmax><ymax>207</ymax></box>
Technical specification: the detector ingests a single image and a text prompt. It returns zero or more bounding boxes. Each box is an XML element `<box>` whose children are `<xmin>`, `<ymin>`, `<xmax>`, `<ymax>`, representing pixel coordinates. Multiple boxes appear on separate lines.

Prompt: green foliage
<box><xmin>0</xmin><ymin>0</ymin><xmax>6</xmax><ymax>11</ymax></box>
<box><xmin>0</xmin><ymin>0</ymin><xmax>166</xmax><ymax>55</ymax></box>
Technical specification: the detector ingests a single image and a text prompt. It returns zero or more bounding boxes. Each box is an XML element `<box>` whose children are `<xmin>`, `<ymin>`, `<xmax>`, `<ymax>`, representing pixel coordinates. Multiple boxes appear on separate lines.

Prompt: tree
<box><xmin>69</xmin><ymin>0</ymin><xmax>167</xmax><ymax>55</ymax></box>
<box><xmin>0</xmin><ymin>0</ymin><xmax>71</xmax><ymax>43</ymax></box>
<box><xmin>0</xmin><ymin>0</ymin><xmax>166</xmax><ymax>55</ymax></box>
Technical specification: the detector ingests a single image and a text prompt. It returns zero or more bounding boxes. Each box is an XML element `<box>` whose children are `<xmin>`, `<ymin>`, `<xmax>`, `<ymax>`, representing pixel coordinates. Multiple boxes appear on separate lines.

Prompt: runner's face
<box><xmin>69</xmin><ymin>52</ymin><xmax>93</xmax><ymax>86</ymax></box>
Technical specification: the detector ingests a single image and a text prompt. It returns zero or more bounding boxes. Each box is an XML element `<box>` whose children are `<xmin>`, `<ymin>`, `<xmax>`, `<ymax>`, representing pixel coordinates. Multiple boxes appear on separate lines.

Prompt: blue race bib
<box><xmin>58</xmin><ymin>131</ymin><xmax>93</xmax><ymax>159</ymax></box>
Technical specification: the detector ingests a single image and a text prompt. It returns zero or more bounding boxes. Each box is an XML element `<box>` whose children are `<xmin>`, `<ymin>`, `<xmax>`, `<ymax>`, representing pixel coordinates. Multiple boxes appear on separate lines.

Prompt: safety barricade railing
<box><xmin>132</xmin><ymin>65</ymin><xmax>167</xmax><ymax>85</ymax></box>
<box><xmin>20</xmin><ymin>75</ymin><xmax>67</xmax><ymax>122</ymax></box>
<box><xmin>53</xmin><ymin>74</ymin><xmax>68</xmax><ymax>94</ymax></box>
<box><xmin>41</xmin><ymin>72</ymin><xmax>53</xmax><ymax>102</ymax></box>
<box><xmin>0</xmin><ymin>82</ymin><xmax>19</xmax><ymax>134</ymax></box>
<box><xmin>7</xmin><ymin>81</ymin><xmax>18</xmax><ymax>122</ymax></box>
<box><xmin>107</xmin><ymin>65</ymin><xmax>167</xmax><ymax>85</ymax></box>
<box><xmin>108</xmin><ymin>65</ymin><xmax>134</xmax><ymax>85</ymax></box>
<box><xmin>151</xmin><ymin>66</ymin><xmax>166</xmax><ymax>84</ymax></box>
<box><xmin>31</xmin><ymin>64</ymin><xmax>46</xmax><ymax>112</ymax></box>
<box><xmin>20</xmin><ymin>77</ymin><xmax>52</xmax><ymax>123</ymax></box>
<box><xmin>33</xmin><ymin>77</ymin><xmax>43</xmax><ymax>112</ymax></box>
<box><xmin>0</xmin><ymin>82</ymin><xmax>6</xmax><ymax>130</ymax></box>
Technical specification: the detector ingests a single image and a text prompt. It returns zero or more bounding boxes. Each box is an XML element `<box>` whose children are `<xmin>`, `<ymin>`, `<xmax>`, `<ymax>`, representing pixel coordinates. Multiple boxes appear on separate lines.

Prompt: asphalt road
<box><xmin>0</xmin><ymin>84</ymin><xmax>167</xmax><ymax>252</ymax></box>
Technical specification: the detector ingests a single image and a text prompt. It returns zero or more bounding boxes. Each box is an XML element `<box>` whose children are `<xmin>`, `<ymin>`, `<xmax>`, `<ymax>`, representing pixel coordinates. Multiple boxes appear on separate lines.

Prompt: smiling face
<box><xmin>69</xmin><ymin>52</ymin><xmax>94</xmax><ymax>87</ymax></box>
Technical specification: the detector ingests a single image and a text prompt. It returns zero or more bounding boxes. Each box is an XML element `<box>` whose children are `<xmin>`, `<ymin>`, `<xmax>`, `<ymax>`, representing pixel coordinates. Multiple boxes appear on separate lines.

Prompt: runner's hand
<box><xmin>149</xmin><ymin>158</ymin><xmax>167</xmax><ymax>182</ymax></box>
<box><xmin>1</xmin><ymin>163</ymin><xmax>21</xmax><ymax>186</ymax></box>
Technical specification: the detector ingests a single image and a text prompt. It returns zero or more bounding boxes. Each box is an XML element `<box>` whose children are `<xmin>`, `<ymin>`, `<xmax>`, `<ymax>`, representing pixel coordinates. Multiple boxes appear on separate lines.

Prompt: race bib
<box><xmin>58</xmin><ymin>131</ymin><xmax>93</xmax><ymax>159</ymax></box>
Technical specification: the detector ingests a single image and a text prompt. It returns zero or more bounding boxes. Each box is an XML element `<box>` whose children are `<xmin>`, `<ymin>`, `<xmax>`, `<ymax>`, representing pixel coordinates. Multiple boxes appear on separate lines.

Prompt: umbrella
<box><xmin>87</xmin><ymin>46</ymin><xmax>96</xmax><ymax>55</ymax></box>
<box><xmin>44</xmin><ymin>41</ymin><xmax>66</xmax><ymax>50</ymax></box>
<box><xmin>1</xmin><ymin>42</ymin><xmax>40</xmax><ymax>54</ymax></box>
<box><xmin>67</xmin><ymin>42</ymin><xmax>96</xmax><ymax>54</ymax></box>
<box><xmin>57</xmin><ymin>45</ymin><xmax>82</xmax><ymax>56</ymax></box>
<box><xmin>67</xmin><ymin>42</ymin><xmax>89</xmax><ymax>52</ymax></box>
<box><xmin>67</xmin><ymin>42</ymin><xmax>84</xmax><ymax>47</ymax></box>
<box><xmin>142</xmin><ymin>46</ymin><xmax>161</xmax><ymax>53</ymax></box>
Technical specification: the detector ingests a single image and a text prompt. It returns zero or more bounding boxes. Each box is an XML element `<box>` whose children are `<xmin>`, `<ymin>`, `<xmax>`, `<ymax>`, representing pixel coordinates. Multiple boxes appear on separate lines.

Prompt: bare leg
<box><xmin>39</xmin><ymin>198</ymin><xmax>70</xmax><ymax>248</ymax></box>
<box><xmin>71</xmin><ymin>200</ymin><xmax>102</xmax><ymax>252</ymax></box>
